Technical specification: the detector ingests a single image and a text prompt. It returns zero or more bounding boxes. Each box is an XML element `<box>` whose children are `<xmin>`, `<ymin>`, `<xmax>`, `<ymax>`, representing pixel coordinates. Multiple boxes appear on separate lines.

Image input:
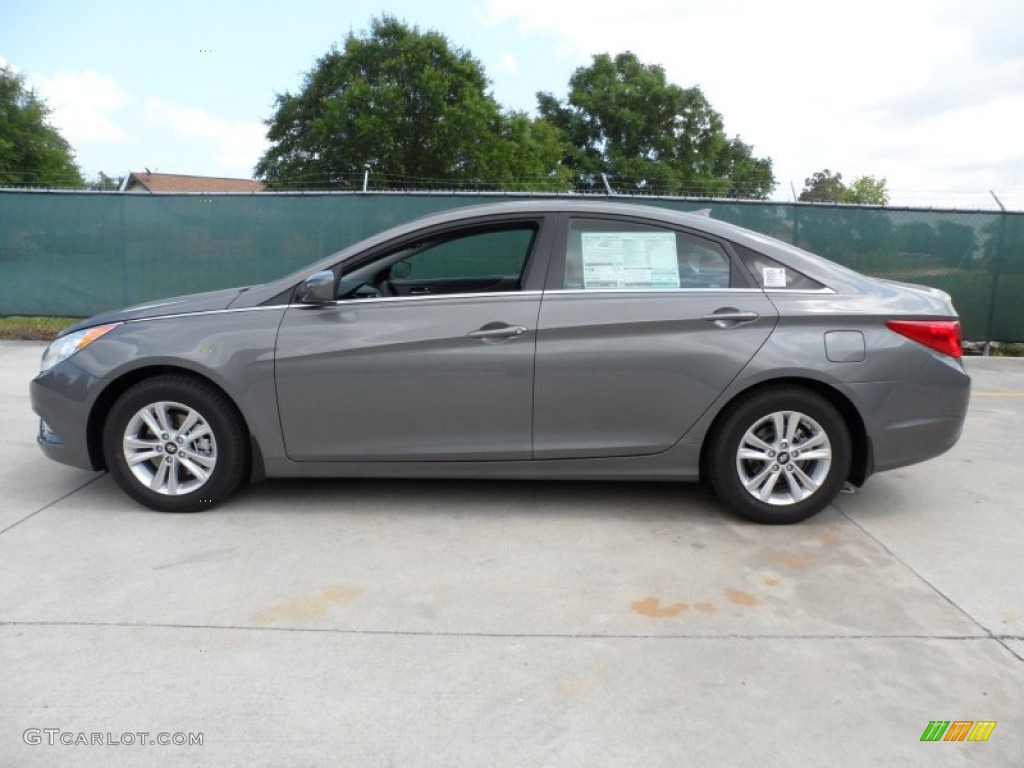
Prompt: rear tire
<box><xmin>706</xmin><ymin>386</ymin><xmax>851</xmax><ymax>524</ymax></box>
<box><xmin>102</xmin><ymin>375</ymin><xmax>250</xmax><ymax>512</ymax></box>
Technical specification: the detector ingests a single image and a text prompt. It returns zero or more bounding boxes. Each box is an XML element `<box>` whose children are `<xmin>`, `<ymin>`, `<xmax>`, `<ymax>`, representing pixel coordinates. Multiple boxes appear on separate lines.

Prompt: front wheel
<box><xmin>102</xmin><ymin>375</ymin><xmax>250</xmax><ymax>512</ymax></box>
<box><xmin>706</xmin><ymin>386</ymin><xmax>851</xmax><ymax>524</ymax></box>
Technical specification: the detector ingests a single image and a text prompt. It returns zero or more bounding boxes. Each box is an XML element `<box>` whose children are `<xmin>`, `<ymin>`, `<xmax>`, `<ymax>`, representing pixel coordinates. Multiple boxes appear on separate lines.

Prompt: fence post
<box><xmin>984</xmin><ymin>192</ymin><xmax>1007</xmax><ymax>354</ymax></box>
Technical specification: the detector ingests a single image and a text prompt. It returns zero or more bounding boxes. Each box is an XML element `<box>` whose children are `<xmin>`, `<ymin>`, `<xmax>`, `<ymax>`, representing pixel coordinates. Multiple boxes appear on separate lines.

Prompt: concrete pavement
<box><xmin>1</xmin><ymin>341</ymin><xmax>1021</xmax><ymax>766</ymax></box>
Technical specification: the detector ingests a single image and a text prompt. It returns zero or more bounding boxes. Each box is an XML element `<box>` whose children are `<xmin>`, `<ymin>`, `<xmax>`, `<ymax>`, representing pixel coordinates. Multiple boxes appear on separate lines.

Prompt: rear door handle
<box><xmin>467</xmin><ymin>325</ymin><xmax>528</xmax><ymax>340</ymax></box>
<box><xmin>701</xmin><ymin>309</ymin><xmax>760</xmax><ymax>328</ymax></box>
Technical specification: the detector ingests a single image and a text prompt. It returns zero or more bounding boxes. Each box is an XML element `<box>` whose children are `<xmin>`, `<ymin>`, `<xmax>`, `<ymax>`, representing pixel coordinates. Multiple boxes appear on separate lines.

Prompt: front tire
<box><xmin>706</xmin><ymin>386</ymin><xmax>851</xmax><ymax>524</ymax></box>
<box><xmin>102</xmin><ymin>375</ymin><xmax>250</xmax><ymax>512</ymax></box>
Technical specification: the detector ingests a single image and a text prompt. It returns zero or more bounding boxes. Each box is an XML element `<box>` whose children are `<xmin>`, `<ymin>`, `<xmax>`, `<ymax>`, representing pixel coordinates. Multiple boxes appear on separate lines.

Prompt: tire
<box><xmin>706</xmin><ymin>386</ymin><xmax>851</xmax><ymax>524</ymax></box>
<box><xmin>102</xmin><ymin>375</ymin><xmax>250</xmax><ymax>512</ymax></box>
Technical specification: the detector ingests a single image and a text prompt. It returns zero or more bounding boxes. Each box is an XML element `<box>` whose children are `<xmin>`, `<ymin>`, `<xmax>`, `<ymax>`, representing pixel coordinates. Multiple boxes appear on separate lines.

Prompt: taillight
<box><xmin>885</xmin><ymin>320</ymin><xmax>962</xmax><ymax>358</ymax></box>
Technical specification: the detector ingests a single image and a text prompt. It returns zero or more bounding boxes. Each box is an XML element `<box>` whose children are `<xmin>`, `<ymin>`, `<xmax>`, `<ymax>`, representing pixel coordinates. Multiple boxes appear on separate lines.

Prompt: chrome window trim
<box><xmin>543</xmin><ymin>288</ymin><xmax>765</xmax><ymax>296</ymax></box>
<box><xmin>763</xmin><ymin>287</ymin><xmax>837</xmax><ymax>295</ymax></box>
<box><xmin>314</xmin><ymin>290</ymin><xmax>545</xmax><ymax>307</ymax></box>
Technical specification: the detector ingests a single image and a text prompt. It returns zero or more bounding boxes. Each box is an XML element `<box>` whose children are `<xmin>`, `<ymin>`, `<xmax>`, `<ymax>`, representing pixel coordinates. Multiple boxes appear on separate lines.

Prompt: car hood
<box><xmin>60</xmin><ymin>286</ymin><xmax>250</xmax><ymax>336</ymax></box>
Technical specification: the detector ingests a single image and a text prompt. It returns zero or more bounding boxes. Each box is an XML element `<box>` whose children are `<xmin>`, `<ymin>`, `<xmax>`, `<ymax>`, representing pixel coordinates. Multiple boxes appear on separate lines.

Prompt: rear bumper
<box><xmin>852</xmin><ymin>356</ymin><xmax>970</xmax><ymax>474</ymax></box>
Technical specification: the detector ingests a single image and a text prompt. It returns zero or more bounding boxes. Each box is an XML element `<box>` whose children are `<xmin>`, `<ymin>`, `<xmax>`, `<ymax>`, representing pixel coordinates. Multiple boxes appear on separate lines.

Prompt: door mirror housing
<box><xmin>295</xmin><ymin>271</ymin><xmax>336</xmax><ymax>304</ymax></box>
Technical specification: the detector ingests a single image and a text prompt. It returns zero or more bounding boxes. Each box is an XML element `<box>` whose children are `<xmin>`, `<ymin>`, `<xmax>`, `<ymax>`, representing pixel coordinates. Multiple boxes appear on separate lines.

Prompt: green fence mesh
<box><xmin>1</xmin><ymin>190</ymin><xmax>1021</xmax><ymax>340</ymax></box>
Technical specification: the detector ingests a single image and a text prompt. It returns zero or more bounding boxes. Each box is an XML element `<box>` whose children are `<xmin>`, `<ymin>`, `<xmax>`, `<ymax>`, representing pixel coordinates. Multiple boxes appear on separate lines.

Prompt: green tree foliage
<box><xmin>86</xmin><ymin>171</ymin><xmax>124</xmax><ymax>191</ymax></box>
<box><xmin>0</xmin><ymin>65</ymin><xmax>84</xmax><ymax>188</ymax></box>
<box><xmin>537</xmin><ymin>52</ymin><xmax>774</xmax><ymax>199</ymax></box>
<box><xmin>255</xmin><ymin>17</ymin><xmax>569</xmax><ymax>190</ymax></box>
<box><xmin>799</xmin><ymin>169</ymin><xmax>890</xmax><ymax>205</ymax></box>
<box><xmin>799</xmin><ymin>169</ymin><xmax>846</xmax><ymax>202</ymax></box>
<box><xmin>842</xmin><ymin>175</ymin><xmax>889</xmax><ymax>205</ymax></box>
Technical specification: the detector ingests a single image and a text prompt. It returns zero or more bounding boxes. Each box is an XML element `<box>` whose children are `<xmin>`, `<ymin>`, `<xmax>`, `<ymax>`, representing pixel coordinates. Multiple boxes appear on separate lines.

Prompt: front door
<box><xmin>275</xmin><ymin>222</ymin><xmax>547</xmax><ymax>461</ymax></box>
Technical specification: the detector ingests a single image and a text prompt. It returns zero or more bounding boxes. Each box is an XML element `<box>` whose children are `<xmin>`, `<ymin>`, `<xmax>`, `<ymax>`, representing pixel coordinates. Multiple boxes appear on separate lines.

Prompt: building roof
<box><xmin>124</xmin><ymin>171</ymin><xmax>265</xmax><ymax>193</ymax></box>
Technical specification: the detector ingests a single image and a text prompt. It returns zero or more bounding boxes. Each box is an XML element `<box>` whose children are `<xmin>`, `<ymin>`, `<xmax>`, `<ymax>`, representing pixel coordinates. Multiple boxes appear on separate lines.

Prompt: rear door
<box><xmin>533</xmin><ymin>213</ymin><xmax>778</xmax><ymax>459</ymax></box>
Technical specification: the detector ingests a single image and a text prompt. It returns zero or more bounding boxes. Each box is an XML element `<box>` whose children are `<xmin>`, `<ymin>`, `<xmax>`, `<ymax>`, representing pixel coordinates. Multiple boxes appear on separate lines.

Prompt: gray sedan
<box><xmin>31</xmin><ymin>201</ymin><xmax>970</xmax><ymax>523</ymax></box>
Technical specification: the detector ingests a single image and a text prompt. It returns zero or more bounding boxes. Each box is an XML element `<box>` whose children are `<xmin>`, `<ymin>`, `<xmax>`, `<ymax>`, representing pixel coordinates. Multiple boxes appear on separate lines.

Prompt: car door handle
<box><xmin>701</xmin><ymin>309</ymin><xmax>760</xmax><ymax>328</ymax></box>
<box><xmin>467</xmin><ymin>325</ymin><xmax>528</xmax><ymax>340</ymax></box>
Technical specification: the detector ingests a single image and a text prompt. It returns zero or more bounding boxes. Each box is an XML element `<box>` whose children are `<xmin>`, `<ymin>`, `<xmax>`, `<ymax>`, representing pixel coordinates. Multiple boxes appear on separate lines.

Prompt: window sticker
<box><xmin>581</xmin><ymin>232</ymin><xmax>680</xmax><ymax>289</ymax></box>
<box><xmin>762</xmin><ymin>267</ymin><xmax>787</xmax><ymax>288</ymax></box>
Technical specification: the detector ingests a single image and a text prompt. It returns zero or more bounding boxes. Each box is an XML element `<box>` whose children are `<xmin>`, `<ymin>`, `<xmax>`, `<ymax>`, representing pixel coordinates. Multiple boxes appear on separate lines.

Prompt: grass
<box><xmin>0</xmin><ymin>316</ymin><xmax>82</xmax><ymax>341</ymax></box>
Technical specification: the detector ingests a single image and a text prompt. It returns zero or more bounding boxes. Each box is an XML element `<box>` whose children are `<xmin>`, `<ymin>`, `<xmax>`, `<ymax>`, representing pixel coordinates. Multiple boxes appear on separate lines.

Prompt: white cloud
<box><xmin>497</xmin><ymin>53</ymin><xmax>518</xmax><ymax>74</ymax></box>
<box><xmin>31</xmin><ymin>70</ymin><xmax>131</xmax><ymax>144</ymax></box>
<box><xmin>143</xmin><ymin>97</ymin><xmax>269</xmax><ymax>175</ymax></box>
<box><xmin>476</xmin><ymin>0</ymin><xmax>1024</xmax><ymax>206</ymax></box>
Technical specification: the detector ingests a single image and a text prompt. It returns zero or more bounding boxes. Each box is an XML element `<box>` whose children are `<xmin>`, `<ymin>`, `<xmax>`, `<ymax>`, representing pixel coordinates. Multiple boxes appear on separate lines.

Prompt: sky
<box><xmin>2</xmin><ymin>0</ymin><xmax>1023</xmax><ymax>209</ymax></box>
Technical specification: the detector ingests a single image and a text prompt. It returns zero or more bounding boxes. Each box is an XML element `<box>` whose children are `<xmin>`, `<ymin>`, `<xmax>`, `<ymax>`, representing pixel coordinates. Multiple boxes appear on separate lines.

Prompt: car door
<box><xmin>533</xmin><ymin>213</ymin><xmax>779</xmax><ymax>459</ymax></box>
<box><xmin>274</xmin><ymin>217</ymin><xmax>552</xmax><ymax>461</ymax></box>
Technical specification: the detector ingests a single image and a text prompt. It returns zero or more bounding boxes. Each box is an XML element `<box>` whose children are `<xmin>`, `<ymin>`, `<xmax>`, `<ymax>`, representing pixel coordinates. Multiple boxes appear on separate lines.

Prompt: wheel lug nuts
<box><xmin>165</xmin><ymin>457</ymin><xmax>173</xmax><ymax>464</ymax></box>
<box><xmin>176</xmin><ymin>437</ymin><xmax>183</xmax><ymax>444</ymax></box>
<box><xmin>772</xmin><ymin>464</ymin><xmax>779</xmax><ymax>471</ymax></box>
<box><xmin>767</xmin><ymin>451</ymin><xmax>775</xmax><ymax>458</ymax></box>
<box><xmin>161</xmin><ymin>433</ymin><xmax>169</xmax><ymax>440</ymax></box>
<box><xmin>786</xmin><ymin>465</ymin><xmax>794</xmax><ymax>472</ymax></box>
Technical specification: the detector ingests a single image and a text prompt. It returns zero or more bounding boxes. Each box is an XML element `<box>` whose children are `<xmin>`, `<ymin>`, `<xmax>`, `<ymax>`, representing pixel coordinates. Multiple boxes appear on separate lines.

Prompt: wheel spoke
<box><xmin>177</xmin><ymin>409</ymin><xmax>200</xmax><ymax>438</ymax></box>
<box><xmin>139</xmin><ymin>408</ymin><xmax>162</xmax><ymax>437</ymax></box>
<box><xmin>738</xmin><ymin>447</ymin><xmax>773</xmax><ymax>462</ymax></box>
<box><xmin>797</xmin><ymin>448</ymin><xmax>831</xmax><ymax>461</ymax></box>
<box><xmin>771</xmin><ymin>412</ymin><xmax>786</xmax><ymax>444</ymax></box>
<box><xmin>783</xmin><ymin>469</ymin><xmax>805</xmax><ymax>502</ymax></box>
<box><xmin>127</xmin><ymin>450</ymin><xmax>161</xmax><ymax>466</ymax></box>
<box><xmin>783</xmin><ymin>411</ymin><xmax>802</xmax><ymax>444</ymax></box>
<box><xmin>742</xmin><ymin>432</ymin><xmax>775</xmax><ymax>453</ymax></box>
<box><xmin>185</xmin><ymin>453</ymin><xmax>216</xmax><ymax>469</ymax></box>
<box><xmin>179</xmin><ymin>456</ymin><xmax>210</xmax><ymax>483</ymax></box>
<box><xmin>166</xmin><ymin>462</ymin><xmax>179</xmax><ymax>494</ymax></box>
<box><xmin>155</xmin><ymin>403</ymin><xmax>173</xmax><ymax>434</ymax></box>
<box><xmin>150</xmin><ymin>461</ymin><xmax>170</xmax><ymax>491</ymax></box>
<box><xmin>184</xmin><ymin>424</ymin><xmax>211</xmax><ymax>442</ymax></box>
<box><xmin>757</xmin><ymin>469</ymin><xmax>782</xmax><ymax>501</ymax></box>
<box><xmin>124</xmin><ymin>438</ymin><xmax>158</xmax><ymax>450</ymax></box>
<box><xmin>791</xmin><ymin>463</ymin><xmax>820</xmax><ymax>492</ymax></box>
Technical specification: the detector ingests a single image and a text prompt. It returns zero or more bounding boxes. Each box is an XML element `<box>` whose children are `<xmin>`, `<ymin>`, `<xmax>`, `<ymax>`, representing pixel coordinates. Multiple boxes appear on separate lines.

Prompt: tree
<box><xmin>86</xmin><ymin>171</ymin><xmax>124</xmax><ymax>191</ymax></box>
<box><xmin>255</xmin><ymin>16</ymin><xmax>568</xmax><ymax>190</ymax></box>
<box><xmin>799</xmin><ymin>169</ymin><xmax>889</xmax><ymax>205</ymax></box>
<box><xmin>537</xmin><ymin>52</ymin><xmax>774</xmax><ymax>199</ymax></box>
<box><xmin>0</xmin><ymin>64</ymin><xmax>84</xmax><ymax>188</ymax></box>
<box><xmin>799</xmin><ymin>170</ymin><xmax>846</xmax><ymax>202</ymax></box>
<box><xmin>841</xmin><ymin>175</ymin><xmax>889</xmax><ymax>205</ymax></box>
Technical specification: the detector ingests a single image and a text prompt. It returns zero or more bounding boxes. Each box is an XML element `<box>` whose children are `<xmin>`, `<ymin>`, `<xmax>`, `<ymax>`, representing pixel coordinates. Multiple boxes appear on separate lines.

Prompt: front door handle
<box><xmin>701</xmin><ymin>309</ymin><xmax>760</xmax><ymax>328</ymax></box>
<box><xmin>467</xmin><ymin>325</ymin><xmax>528</xmax><ymax>340</ymax></box>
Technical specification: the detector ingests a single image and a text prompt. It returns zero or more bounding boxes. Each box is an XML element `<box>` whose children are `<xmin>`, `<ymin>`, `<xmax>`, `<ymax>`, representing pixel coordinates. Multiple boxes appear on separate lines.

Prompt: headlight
<box><xmin>40</xmin><ymin>324</ymin><xmax>120</xmax><ymax>372</ymax></box>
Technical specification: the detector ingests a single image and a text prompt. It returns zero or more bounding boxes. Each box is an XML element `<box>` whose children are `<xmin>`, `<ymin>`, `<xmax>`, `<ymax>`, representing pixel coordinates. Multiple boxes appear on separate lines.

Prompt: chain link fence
<box><xmin>1</xmin><ymin>190</ymin><xmax>1021</xmax><ymax>341</ymax></box>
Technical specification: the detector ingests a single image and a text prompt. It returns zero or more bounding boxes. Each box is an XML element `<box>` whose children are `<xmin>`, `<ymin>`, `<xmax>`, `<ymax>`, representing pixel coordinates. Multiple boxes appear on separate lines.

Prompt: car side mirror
<box><xmin>295</xmin><ymin>271</ymin><xmax>336</xmax><ymax>304</ymax></box>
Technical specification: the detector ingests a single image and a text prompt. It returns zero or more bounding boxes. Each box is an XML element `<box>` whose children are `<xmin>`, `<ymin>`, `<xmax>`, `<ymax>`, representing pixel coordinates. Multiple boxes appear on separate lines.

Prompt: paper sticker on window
<box><xmin>763</xmin><ymin>267</ymin><xmax>787</xmax><ymax>288</ymax></box>
<box><xmin>580</xmin><ymin>232</ymin><xmax>680</xmax><ymax>289</ymax></box>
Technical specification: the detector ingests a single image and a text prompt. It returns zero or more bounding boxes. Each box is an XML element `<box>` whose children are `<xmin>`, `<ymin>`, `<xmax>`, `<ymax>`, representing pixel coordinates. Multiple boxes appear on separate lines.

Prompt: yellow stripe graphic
<box><xmin>967</xmin><ymin>721</ymin><xmax>997</xmax><ymax>742</ymax></box>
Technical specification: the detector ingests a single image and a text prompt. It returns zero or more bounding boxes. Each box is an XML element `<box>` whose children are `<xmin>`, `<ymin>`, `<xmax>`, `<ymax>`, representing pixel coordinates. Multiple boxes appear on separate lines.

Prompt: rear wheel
<box><xmin>102</xmin><ymin>375</ymin><xmax>249</xmax><ymax>512</ymax></box>
<box><xmin>706</xmin><ymin>386</ymin><xmax>851</xmax><ymax>524</ymax></box>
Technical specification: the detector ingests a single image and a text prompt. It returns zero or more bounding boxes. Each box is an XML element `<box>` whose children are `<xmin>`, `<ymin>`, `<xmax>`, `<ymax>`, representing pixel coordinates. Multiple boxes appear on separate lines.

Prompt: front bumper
<box><xmin>30</xmin><ymin>359</ymin><xmax>106</xmax><ymax>471</ymax></box>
